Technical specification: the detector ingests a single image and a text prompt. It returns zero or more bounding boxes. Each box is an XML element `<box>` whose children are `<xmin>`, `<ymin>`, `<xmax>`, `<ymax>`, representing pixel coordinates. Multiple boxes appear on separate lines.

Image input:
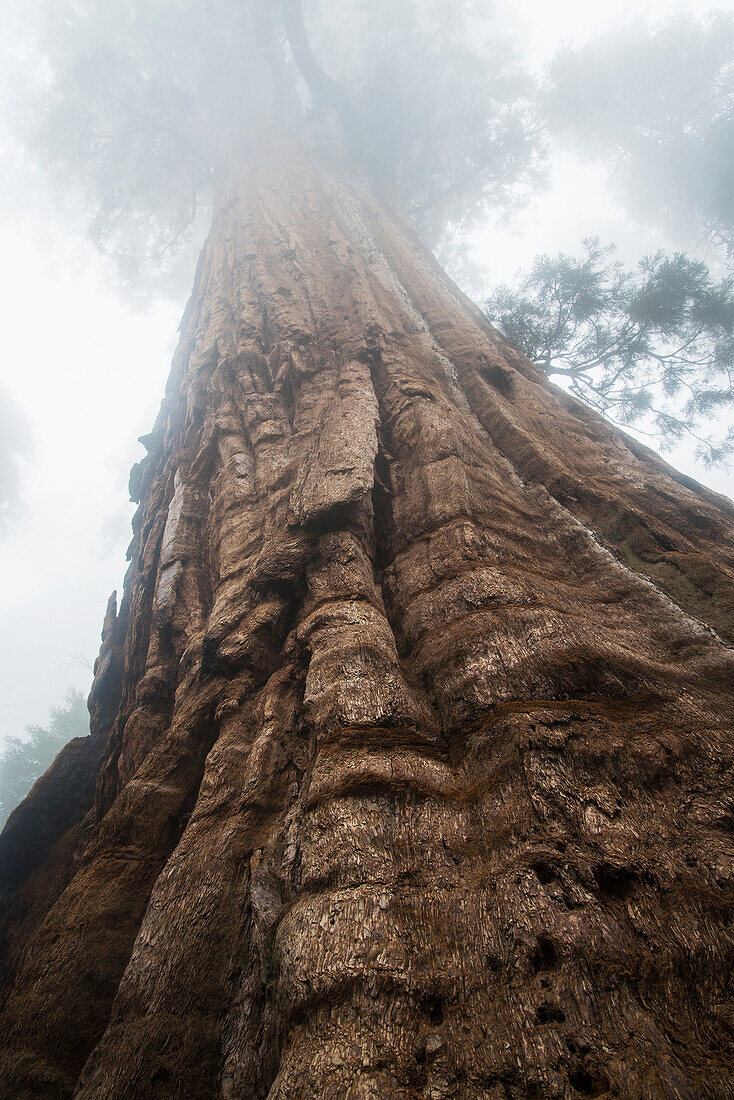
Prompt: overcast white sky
<box><xmin>0</xmin><ymin>0</ymin><xmax>732</xmax><ymax>746</ymax></box>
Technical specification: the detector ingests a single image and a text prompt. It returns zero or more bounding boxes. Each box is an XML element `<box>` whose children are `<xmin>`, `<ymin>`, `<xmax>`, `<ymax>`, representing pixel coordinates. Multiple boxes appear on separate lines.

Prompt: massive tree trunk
<box><xmin>1</xmin><ymin>143</ymin><xmax>734</xmax><ymax>1100</ymax></box>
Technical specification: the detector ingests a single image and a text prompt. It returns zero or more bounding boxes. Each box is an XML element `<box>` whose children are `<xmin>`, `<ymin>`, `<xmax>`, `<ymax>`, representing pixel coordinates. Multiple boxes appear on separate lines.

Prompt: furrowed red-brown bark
<box><xmin>1</xmin><ymin>144</ymin><xmax>733</xmax><ymax>1099</ymax></box>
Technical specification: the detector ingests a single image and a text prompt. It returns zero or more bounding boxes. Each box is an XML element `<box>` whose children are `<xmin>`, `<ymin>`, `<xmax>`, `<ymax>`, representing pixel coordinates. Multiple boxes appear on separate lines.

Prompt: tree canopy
<box><xmin>484</xmin><ymin>8</ymin><xmax>734</xmax><ymax>463</ymax></box>
<box><xmin>3</xmin><ymin>3</ymin><xmax>733</xmax><ymax>465</ymax></box>
<box><xmin>486</xmin><ymin>240</ymin><xmax>734</xmax><ymax>465</ymax></box>
<box><xmin>545</xmin><ymin>11</ymin><xmax>734</xmax><ymax>261</ymax></box>
<box><xmin>4</xmin><ymin>0</ymin><xmax>543</xmax><ymax>288</ymax></box>
<box><xmin>0</xmin><ymin>688</ymin><xmax>89</xmax><ymax>828</ymax></box>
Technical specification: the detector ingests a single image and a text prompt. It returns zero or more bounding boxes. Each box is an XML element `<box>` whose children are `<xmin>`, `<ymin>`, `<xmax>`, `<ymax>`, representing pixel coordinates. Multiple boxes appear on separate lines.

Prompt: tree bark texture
<box><xmin>1</xmin><ymin>145</ymin><xmax>734</xmax><ymax>1100</ymax></box>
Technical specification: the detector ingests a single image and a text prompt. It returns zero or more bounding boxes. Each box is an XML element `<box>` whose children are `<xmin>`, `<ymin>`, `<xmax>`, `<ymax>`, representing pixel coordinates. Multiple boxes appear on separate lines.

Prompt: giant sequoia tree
<box><xmin>1</xmin><ymin>3</ymin><xmax>734</xmax><ymax>1098</ymax></box>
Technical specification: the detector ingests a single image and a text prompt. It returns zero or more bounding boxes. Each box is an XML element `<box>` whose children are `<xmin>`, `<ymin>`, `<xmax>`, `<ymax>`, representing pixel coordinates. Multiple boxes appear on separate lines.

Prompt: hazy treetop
<box><xmin>3</xmin><ymin>0</ymin><xmax>543</xmax><ymax>290</ymax></box>
<box><xmin>0</xmin><ymin>687</ymin><xmax>88</xmax><ymax>827</ymax></box>
<box><xmin>545</xmin><ymin>10</ymin><xmax>734</xmax><ymax>261</ymax></box>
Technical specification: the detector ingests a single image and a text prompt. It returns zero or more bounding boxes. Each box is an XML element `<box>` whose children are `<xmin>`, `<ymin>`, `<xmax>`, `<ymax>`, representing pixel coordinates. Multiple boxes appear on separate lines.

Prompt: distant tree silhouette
<box><xmin>0</xmin><ymin>689</ymin><xmax>88</xmax><ymax>828</ymax></box>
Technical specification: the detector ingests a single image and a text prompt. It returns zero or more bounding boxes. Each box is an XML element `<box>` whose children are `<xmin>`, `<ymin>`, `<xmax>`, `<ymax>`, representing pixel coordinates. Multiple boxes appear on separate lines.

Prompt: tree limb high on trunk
<box><xmin>282</xmin><ymin>0</ymin><xmax>361</xmax><ymax>150</ymax></box>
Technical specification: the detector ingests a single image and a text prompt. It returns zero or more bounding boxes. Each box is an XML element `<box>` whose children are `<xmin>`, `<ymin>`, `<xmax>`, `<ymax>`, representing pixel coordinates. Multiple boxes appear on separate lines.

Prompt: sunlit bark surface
<box><xmin>1</xmin><ymin>145</ymin><xmax>734</xmax><ymax>1099</ymax></box>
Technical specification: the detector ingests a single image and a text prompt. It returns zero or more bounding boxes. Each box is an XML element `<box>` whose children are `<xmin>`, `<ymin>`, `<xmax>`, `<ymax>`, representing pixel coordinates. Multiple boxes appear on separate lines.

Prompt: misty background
<box><xmin>1</xmin><ymin>0</ymin><xmax>732</xmax><ymax>780</ymax></box>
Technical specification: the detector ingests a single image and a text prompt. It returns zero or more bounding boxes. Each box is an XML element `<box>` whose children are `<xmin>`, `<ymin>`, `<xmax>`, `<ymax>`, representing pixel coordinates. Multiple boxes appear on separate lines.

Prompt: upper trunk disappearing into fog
<box><xmin>1</xmin><ymin>145</ymin><xmax>734</xmax><ymax>1098</ymax></box>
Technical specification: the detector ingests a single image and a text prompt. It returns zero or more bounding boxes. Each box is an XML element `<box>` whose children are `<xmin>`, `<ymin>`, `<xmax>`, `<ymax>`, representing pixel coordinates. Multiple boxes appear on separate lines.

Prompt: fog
<box><xmin>0</xmin><ymin>385</ymin><xmax>31</xmax><ymax>536</ymax></box>
<box><xmin>1</xmin><ymin>0</ymin><xmax>732</xmax><ymax>749</ymax></box>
